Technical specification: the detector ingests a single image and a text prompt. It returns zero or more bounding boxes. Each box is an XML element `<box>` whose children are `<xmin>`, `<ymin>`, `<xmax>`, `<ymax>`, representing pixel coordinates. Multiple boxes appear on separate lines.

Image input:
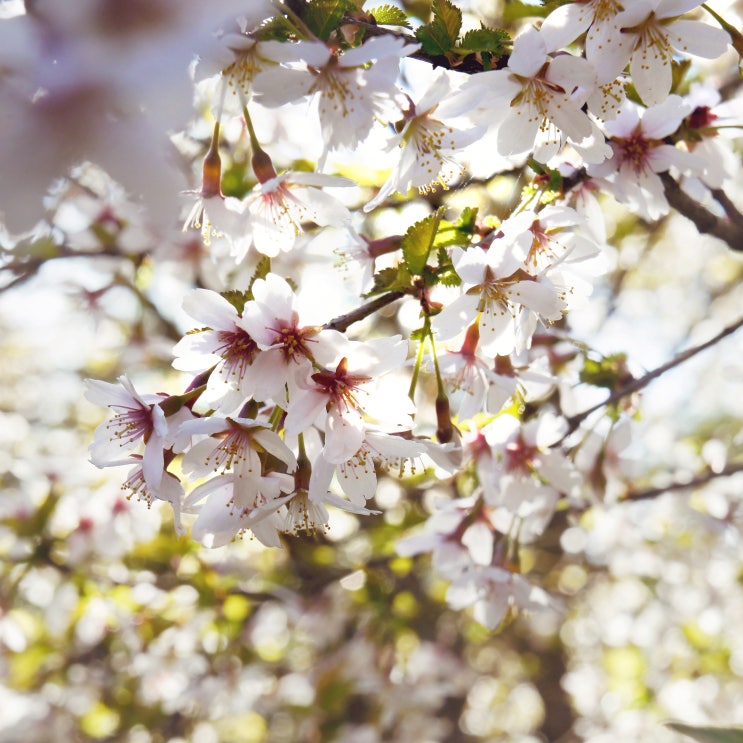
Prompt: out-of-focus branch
<box><xmin>565</xmin><ymin>314</ymin><xmax>743</xmax><ymax>432</ymax></box>
<box><xmin>660</xmin><ymin>173</ymin><xmax>743</xmax><ymax>251</ymax></box>
<box><xmin>324</xmin><ymin>291</ymin><xmax>406</xmax><ymax>333</ymax></box>
<box><xmin>620</xmin><ymin>461</ymin><xmax>743</xmax><ymax>502</ymax></box>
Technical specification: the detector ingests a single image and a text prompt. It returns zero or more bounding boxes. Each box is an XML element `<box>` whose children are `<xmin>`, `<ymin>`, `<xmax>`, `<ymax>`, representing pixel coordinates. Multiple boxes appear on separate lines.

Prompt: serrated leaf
<box><xmin>432</xmin><ymin>0</ymin><xmax>462</xmax><ymax>40</ymax></box>
<box><xmin>458</xmin><ymin>26</ymin><xmax>510</xmax><ymax>54</ymax></box>
<box><xmin>402</xmin><ymin>210</ymin><xmax>442</xmax><ymax>275</ymax></box>
<box><xmin>415</xmin><ymin>0</ymin><xmax>462</xmax><ymax>55</ymax></box>
<box><xmin>365</xmin><ymin>264</ymin><xmax>413</xmax><ymax>297</ymax></box>
<box><xmin>432</xmin><ymin>207</ymin><xmax>478</xmax><ymax>248</ymax></box>
<box><xmin>457</xmin><ymin>206</ymin><xmax>478</xmax><ymax>233</ymax></box>
<box><xmin>304</xmin><ymin>0</ymin><xmax>351</xmax><ymax>41</ymax></box>
<box><xmin>368</xmin><ymin>4</ymin><xmax>411</xmax><ymax>27</ymax></box>
<box><xmin>666</xmin><ymin>723</ymin><xmax>743</xmax><ymax>743</ymax></box>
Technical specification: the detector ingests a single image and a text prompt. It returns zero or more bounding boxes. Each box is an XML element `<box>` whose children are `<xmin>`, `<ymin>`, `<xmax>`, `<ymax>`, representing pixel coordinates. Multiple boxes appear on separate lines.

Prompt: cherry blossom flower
<box><xmin>240</xmin><ymin>273</ymin><xmax>342</xmax><ymax>401</ymax></box>
<box><xmin>601</xmin><ymin>0</ymin><xmax>730</xmax><ymax>107</ymax></box>
<box><xmin>447</xmin><ymin>564</ymin><xmax>555</xmax><ymax>630</ymax></box>
<box><xmin>479</xmin><ymin>410</ymin><xmax>582</xmax><ymax>541</ymax></box>
<box><xmin>173</xmin><ymin>289</ymin><xmax>259</xmax><ymax>403</ymax></box>
<box><xmin>256</xmin><ymin>36</ymin><xmax>418</xmax><ymax>153</ymax></box>
<box><xmin>180</xmin><ymin>415</ymin><xmax>297</xmax><ymax>481</ymax></box>
<box><xmin>364</xmin><ymin>72</ymin><xmax>486</xmax><ymax>212</ymax></box>
<box><xmin>119</xmin><ymin>459</ymin><xmax>187</xmax><ymax>536</ymax></box>
<box><xmin>308</xmin><ymin>429</ymin><xmax>426</xmax><ymax>511</ymax></box>
<box><xmin>85</xmin><ymin>375</ymin><xmax>192</xmax><ymax>491</ymax></box>
<box><xmin>184</xmin><ymin>471</ymin><xmax>295</xmax><ymax>548</ymax></box>
<box><xmin>437</xmin><ymin>324</ymin><xmax>519</xmax><ymax>418</ymax></box>
<box><xmin>284</xmin><ymin>336</ymin><xmax>413</xmax><ymax>465</ymax></box>
<box><xmin>433</xmin><ymin>242</ymin><xmax>567</xmax><ymax>357</ymax></box>
<box><xmin>237</xmin><ymin>170</ymin><xmax>354</xmax><ymax>258</ymax></box>
<box><xmin>590</xmin><ymin>95</ymin><xmax>704</xmax><ymax>220</ymax></box>
<box><xmin>473</xmin><ymin>27</ymin><xmax>597</xmax><ymax>162</ymax></box>
<box><xmin>679</xmin><ymin>82</ymin><xmax>743</xmax><ymax>189</ymax></box>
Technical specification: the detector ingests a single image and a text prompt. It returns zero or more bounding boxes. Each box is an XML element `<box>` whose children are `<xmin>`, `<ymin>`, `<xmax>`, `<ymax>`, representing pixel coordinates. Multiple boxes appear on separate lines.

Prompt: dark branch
<box><xmin>324</xmin><ymin>291</ymin><xmax>405</xmax><ymax>333</ymax></box>
<box><xmin>620</xmin><ymin>461</ymin><xmax>743</xmax><ymax>502</ymax></box>
<box><xmin>660</xmin><ymin>173</ymin><xmax>743</xmax><ymax>251</ymax></box>
<box><xmin>566</xmin><ymin>314</ymin><xmax>743</xmax><ymax>432</ymax></box>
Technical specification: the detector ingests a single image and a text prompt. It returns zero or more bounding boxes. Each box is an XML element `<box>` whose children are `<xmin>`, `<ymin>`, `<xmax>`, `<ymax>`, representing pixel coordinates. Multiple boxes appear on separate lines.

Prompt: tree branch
<box><xmin>620</xmin><ymin>461</ymin><xmax>743</xmax><ymax>502</ymax></box>
<box><xmin>660</xmin><ymin>173</ymin><xmax>743</xmax><ymax>251</ymax></box>
<box><xmin>324</xmin><ymin>291</ymin><xmax>405</xmax><ymax>333</ymax></box>
<box><xmin>566</xmin><ymin>314</ymin><xmax>743</xmax><ymax>432</ymax></box>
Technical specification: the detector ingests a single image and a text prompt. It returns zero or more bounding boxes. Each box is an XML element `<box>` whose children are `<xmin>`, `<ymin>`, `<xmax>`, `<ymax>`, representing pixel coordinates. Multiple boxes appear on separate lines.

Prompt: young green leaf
<box><xmin>304</xmin><ymin>0</ymin><xmax>352</xmax><ymax>41</ymax></box>
<box><xmin>365</xmin><ymin>264</ymin><xmax>414</xmax><ymax>297</ymax></box>
<box><xmin>402</xmin><ymin>209</ymin><xmax>443</xmax><ymax>275</ymax></box>
<box><xmin>368</xmin><ymin>4</ymin><xmax>411</xmax><ymax>27</ymax></box>
<box><xmin>415</xmin><ymin>0</ymin><xmax>463</xmax><ymax>55</ymax></box>
<box><xmin>458</xmin><ymin>26</ymin><xmax>510</xmax><ymax>55</ymax></box>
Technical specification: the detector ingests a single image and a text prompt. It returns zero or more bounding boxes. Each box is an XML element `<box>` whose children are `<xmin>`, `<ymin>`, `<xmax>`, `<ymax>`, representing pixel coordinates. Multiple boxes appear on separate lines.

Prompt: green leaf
<box><xmin>304</xmin><ymin>0</ymin><xmax>351</xmax><ymax>41</ymax></box>
<box><xmin>502</xmin><ymin>0</ymin><xmax>549</xmax><ymax>23</ymax></box>
<box><xmin>579</xmin><ymin>353</ymin><xmax>630</xmax><ymax>389</ymax></box>
<box><xmin>402</xmin><ymin>209</ymin><xmax>442</xmax><ymax>275</ymax></box>
<box><xmin>458</xmin><ymin>26</ymin><xmax>510</xmax><ymax>55</ymax></box>
<box><xmin>368</xmin><ymin>4</ymin><xmax>411</xmax><ymax>27</ymax></box>
<box><xmin>415</xmin><ymin>0</ymin><xmax>462</xmax><ymax>55</ymax></box>
<box><xmin>432</xmin><ymin>206</ymin><xmax>478</xmax><ymax>249</ymax></box>
<box><xmin>666</xmin><ymin>723</ymin><xmax>743</xmax><ymax>743</ymax></box>
<box><xmin>365</xmin><ymin>264</ymin><xmax>414</xmax><ymax>297</ymax></box>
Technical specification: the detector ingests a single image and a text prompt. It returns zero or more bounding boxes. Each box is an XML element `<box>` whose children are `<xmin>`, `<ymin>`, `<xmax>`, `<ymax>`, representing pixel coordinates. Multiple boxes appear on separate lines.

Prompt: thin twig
<box><xmin>324</xmin><ymin>291</ymin><xmax>405</xmax><ymax>333</ymax></box>
<box><xmin>620</xmin><ymin>461</ymin><xmax>743</xmax><ymax>502</ymax></box>
<box><xmin>565</xmin><ymin>314</ymin><xmax>743</xmax><ymax>432</ymax></box>
<box><xmin>660</xmin><ymin>173</ymin><xmax>743</xmax><ymax>251</ymax></box>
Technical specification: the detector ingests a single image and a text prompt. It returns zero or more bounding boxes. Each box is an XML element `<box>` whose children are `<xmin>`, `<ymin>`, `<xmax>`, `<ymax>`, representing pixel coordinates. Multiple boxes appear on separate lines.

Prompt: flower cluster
<box><xmin>37</xmin><ymin>0</ymin><xmax>737</xmax><ymax>632</ymax></box>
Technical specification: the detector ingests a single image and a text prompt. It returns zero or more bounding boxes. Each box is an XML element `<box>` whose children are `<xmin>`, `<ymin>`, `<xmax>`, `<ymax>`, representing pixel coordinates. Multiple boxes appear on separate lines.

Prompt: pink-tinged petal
<box><xmin>182</xmin><ymin>288</ymin><xmax>238</xmax><ymax>330</ymax></box>
<box><xmin>648</xmin><ymin>143</ymin><xmax>698</xmax><ymax>173</ymax></box>
<box><xmin>287</xmin><ymin>171</ymin><xmax>355</xmax><ymax>188</ymax></box>
<box><xmin>479</xmin><ymin>304</ymin><xmax>516</xmax><ymax>356</ymax></box>
<box><xmin>259</xmin><ymin>39</ymin><xmax>331</xmax><ymax>67</ymax></box>
<box><xmin>473</xmin><ymin>588</ymin><xmax>511</xmax><ymax>630</ymax></box>
<box><xmin>433</xmin><ymin>293</ymin><xmax>480</xmax><ymax>341</ymax></box>
<box><xmin>630</xmin><ymin>46</ymin><xmax>672</xmax><ymax>106</ymax></box>
<box><xmin>253</xmin><ymin>429</ymin><xmax>298</xmax><ymax>471</ymax></box>
<box><xmin>321</xmin><ymin>492</ymin><xmax>381</xmax><ymax>515</ymax></box>
<box><xmin>240</xmin><ymin>303</ymin><xmax>280</xmax><ymax>348</ymax></box>
<box><xmin>324</xmin><ymin>407</ymin><xmax>364</xmax><ymax>464</ymax></box>
<box><xmin>284</xmin><ymin>389</ymin><xmax>328</xmax><ymax>437</ymax></box>
<box><xmin>338</xmin><ymin>453</ymin><xmax>377</xmax><ymax>505</ymax></box>
<box><xmin>540</xmin><ymin>2</ymin><xmax>594</xmax><ymax>52</ymax></box>
<box><xmin>497</xmin><ymin>108</ymin><xmax>540</xmax><ymax>156</ymax></box>
<box><xmin>252</xmin><ymin>67</ymin><xmax>314</xmax><ymax>107</ymax></box>
<box><xmin>657</xmin><ymin>0</ymin><xmax>707</xmax><ymax>18</ymax></box>
<box><xmin>547</xmin><ymin>54</ymin><xmax>596</xmax><ymax>95</ymax></box>
<box><xmin>84</xmin><ymin>378</ymin><xmax>133</xmax><ymax>408</ymax></box>
<box><xmin>641</xmin><ymin>95</ymin><xmax>689</xmax><ymax>138</ymax></box>
<box><xmin>297</xmin><ymin>187</ymin><xmax>352</xmax><ymax>227</ymax></box>
<box><xmin>664</xmin><ymin>19</ymin><xmax>730</xmax><ymax>58</ymax></box>
<box><xmin>548</xmin><ymin>101</ymin><xmax>593</xmax><ymax>143</ymax></box>
<box><xmin>586</xmin><ymin>24</ymin><xmax>633</xmax><ymax>83</ymax></box>
<box><xmin>308</xmin><ymin>455</ymin><xmax>335</xmax><ymax>503</ymax></box>
<box><xmin>142</xmin><ymin>439</ymin><xmax>165</xmax><ymax>490</ymax></box>
<box><xmin>462</xmin><ymin>522</ymin><xmax>494</xmax><ymax>566</ymax></box>
<box><xmin>340</xmin><ymin>35</ymin><xmax>418</xmax><ymax>66</ymax></box>
<box><xmin>506</xmin><ymin>279</ymin><xmax>563</xmax><ymax>321</ymax></box>
<box><xmin>508</xmin><ymin>27</ymin><xmax>546</xmax><ymax>77</ymax></box>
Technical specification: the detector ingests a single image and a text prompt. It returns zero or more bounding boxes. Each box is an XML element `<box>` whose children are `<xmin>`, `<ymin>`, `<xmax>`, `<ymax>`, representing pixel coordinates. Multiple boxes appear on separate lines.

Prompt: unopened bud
<box><xmin>435</xmin><ymin>393</ymin><xmax>454</xmax><ymax>443</ymax></box>
<box><xmin>202</xmin><ymin>121</ymin><xmax>222</xmax><ymax>198</ymax></box>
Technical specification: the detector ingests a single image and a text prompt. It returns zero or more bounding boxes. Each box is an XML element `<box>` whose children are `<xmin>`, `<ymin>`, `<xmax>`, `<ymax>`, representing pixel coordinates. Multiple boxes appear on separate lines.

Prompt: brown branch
<box><xmin>324</xmin><ymin>291</ymin><xmax>405</xmax><ymax>333</ymax></box>
<box><xmin>620</xmin><ymin>461</ymin><xmax>743</xmax><ymax>502</ymax></box>
<box><xmin>660</xmin><ymin>173</ymin><xmax>743</xmax><ymax>251</ymax></box>
<box><xmin>566</xmin><ymin>314</ymin><xmax>743</xmax><ymax>432</ymax></box>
